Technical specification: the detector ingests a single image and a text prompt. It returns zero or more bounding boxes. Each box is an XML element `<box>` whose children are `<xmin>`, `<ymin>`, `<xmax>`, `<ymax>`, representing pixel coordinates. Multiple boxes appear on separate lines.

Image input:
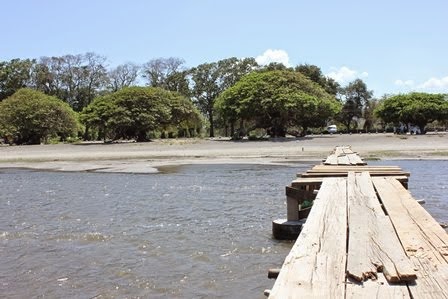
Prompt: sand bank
<box><xmin>1</xmin><ymin>133</ymin><xmax>447</xmax><ymax>173</ymax></box>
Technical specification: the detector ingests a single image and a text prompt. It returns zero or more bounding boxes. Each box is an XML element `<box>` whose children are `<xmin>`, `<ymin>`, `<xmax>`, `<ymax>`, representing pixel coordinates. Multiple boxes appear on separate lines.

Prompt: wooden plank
<box><xmin>269</xmin><ymin>178</ymin><xmax>347</xmax><ymax>299</ymax></box>
<box><xmin>308</xmin><ymin>166</ymin><xmax>403</xmax><ymax>172</ymax></box>
<box><xmin>372</xmin><ymin>177</ymin><xmax>448</xmax><ymax>262</ymax></box>
<box><xmin>285</xmin><ymin>186</ymin><xmax>315</xmax><ymax>202</ymax></box>
<box><xmin>346</xmin><ymin>172</ymin><xmax>416</xmax><ymax>283</ymax></box>
<box><xmin>307</xmin><ymin>169</ymin><xmax>407</xmax><ymax>174</ymax></box>
<box><xmin>312</xmin><ymin>165</ymin><xmax>401</xmax><ymax>170</ymax></box>
<box><xmin>372</xmin><ymin>177</ymin><xmax>448</xmax><ymax>298</ymax></box>
<box><xmin>301</xmin><ymin>172</ymin><xmax>410</xmax><ymax>178</ymax></box>
<box><xmin>346</xmin><ymin>273</ymin><xmax>410</xmax><ymax>299</ymax></box>
<box><xmin>337</xmin><ymin>154</ymin><xmax>350</xmax><ymax>165</ymax></box>
<box><xmin>346</xmin><ymin>153</ymin><xmax>366</xmax><ymax>165</ymax></box>
<box><xmin>291</xmin><ymin>177</ymin><xmax>324</xmax><ymax>187</ymax></box>
<box><xmin>324</xmin><ymin>154</ymin><xmax>338</xmax><ymax>165</ymax></box>
<box><xmin>346</xmin><ymin>172</ymin><xmax>380</xmax><ymax>281</ymax></box>
<box><xmin>292</xmin><ymin>175</ymin><xmax>407</xmax><ymax>184</ymax></box>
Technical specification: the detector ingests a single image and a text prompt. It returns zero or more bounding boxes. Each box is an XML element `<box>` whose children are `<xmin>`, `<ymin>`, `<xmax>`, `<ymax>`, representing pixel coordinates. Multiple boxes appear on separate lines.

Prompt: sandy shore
<box><xmin>1</xmin><ymin>133</ymin><xmax>447</xmax><ymax>173</ymax></box>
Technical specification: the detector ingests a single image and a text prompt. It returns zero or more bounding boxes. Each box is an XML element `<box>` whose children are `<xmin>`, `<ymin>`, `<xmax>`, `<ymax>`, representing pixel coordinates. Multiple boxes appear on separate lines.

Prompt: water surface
<box><xmin>0</xmin><ymin>160</ymin><xmax>446</xmax><ymax>298</ymax></box>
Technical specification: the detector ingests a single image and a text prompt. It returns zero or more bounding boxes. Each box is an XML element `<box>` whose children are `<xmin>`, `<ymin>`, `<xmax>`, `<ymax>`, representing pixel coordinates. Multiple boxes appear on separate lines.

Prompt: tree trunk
<box><xmin>345</xmin><ymin>120</ymin><xmax>351</xmax><ymax>133</ymax></box>
<box><xmin>84</xmin><ymin>125</ymin><xmax>90</xmax><ymax>141</ymax></box>
<box><xmin>209</xmin><ymin>110</ymin><xmax>214</xmax><ymax>137</ymax></box>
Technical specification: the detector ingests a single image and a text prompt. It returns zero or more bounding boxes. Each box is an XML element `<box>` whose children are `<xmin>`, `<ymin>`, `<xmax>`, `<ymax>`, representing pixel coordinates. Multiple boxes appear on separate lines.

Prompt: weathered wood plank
<box><xmin>346</xmin><ymin>172</ymin><xmax>416</xmax><ymax>283</ymax></box>
<box><xmin>307</xmin><ymin>169</ymin><xmax>407</xmax><ymax>174</ymax></box>
<box><xmin>346</xmin><ymin>273</ymin><xmax>411</xmax><ymax>299</ymax></box>
<box><xmin>269</xmin><ymin>178</ymin><xmax>347</xmax><ymax>299</ymax></box>
<box><xmin>301</xmin><ymin>171</ymin><xmax>410</xmax><ymax>178</ymax></box>
<box><xmin>291</xmin><ymin>176</ymin><xmax>408</xmax><ymax>186</ymax></box>
<box><xmin>372</xmin><ymin>177</ymin><xmax>448</xmax><ymax>298</ymax></box>
<box><xmin>312</xmin><ymin>165</ymin><xmax>401</xmax><ymax>170</ymax></box>
<box><xmin>337</xmin><ymin>154</ymin><xmax>350</xmax><ymax>165</ymax></box>
<box><xmin>285</xmin><ymin>186</ymin><xmax>315</xmax><ymax>202</ymax></box>
<box><xmin>346</xmin><ymin>153</ymin><xmax>366</xmax><ymax>165</ymax></box>
<box><xmin>346</xmin><ymin>172</ymin><xmax>380</xmax><ymax>281</ymax></box>
<box><xmin>323</xmin><ymin>154</ymin><xmax>338</xmax><ymax>165</ymax></box>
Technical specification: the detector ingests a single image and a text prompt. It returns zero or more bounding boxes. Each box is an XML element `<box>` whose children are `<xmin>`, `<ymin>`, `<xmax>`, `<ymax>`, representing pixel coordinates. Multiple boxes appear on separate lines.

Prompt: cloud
<box><xmin>326</xmin><ymin>66</ymin><xmax>368</xmax><ymax>84</ymax></box>
<box><xmin>418</xmin><ymin>76</ymin><xmax>448</xmax><ymax>90</ymax></box>
<box><xmin>394</xmin><ymin>79</ymin><xmax>415</xmax><ymax>87</ymax></box>
<box><xmin>255</xmin><ymin>49</ymin><xmax>290</xmax><ymax>67</ymax></box>
<box><xmin>360</xmin><ymin>71</ymin><xmax>369</xmax><ymax>77</ymax></box>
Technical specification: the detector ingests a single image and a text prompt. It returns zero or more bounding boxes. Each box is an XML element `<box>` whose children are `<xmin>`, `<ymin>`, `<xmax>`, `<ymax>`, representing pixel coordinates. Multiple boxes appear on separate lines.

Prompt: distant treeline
<box><xmin>0</xmin><ymin>54</ymin><xmax>447</xmax><ymax>144</ymax></box>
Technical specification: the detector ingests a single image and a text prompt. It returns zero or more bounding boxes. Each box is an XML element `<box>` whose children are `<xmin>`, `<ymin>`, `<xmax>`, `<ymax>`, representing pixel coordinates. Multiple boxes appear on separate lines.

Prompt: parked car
<box><xmin>327</xmin><ymin>125</ymin><xmax>337</xmax><ymax>134</ymax></box>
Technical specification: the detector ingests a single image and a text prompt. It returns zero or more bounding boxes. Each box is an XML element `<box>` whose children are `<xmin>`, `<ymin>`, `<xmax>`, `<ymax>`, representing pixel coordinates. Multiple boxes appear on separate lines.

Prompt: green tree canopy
<box><xmin>215</xmin><ymin>70</ymin><xmax>341</xmax><ymax>137</ymax></box>
<box><xmin>81</xmin><ymin>87</ymin><xmax>201</xmax><ymax>141</ymax></box>
<box><xmin>375</xmin><ymin>92</ymin><xmax>448</xmax><ymax>133</ymax></box>
<box><xmin>338</xmin><ymin>79</ymin><xmax>373</xmax><ymax>131</ymax></box>
<box><xmin>0</xmin><ymin>88</ymin><xmax>79</xmax><ymax>144</ymax></box>
<box><xmin>189</xmin><ymin>57</ymin><xmax>258</xmax><ymax>137</ymax></box>
<box><xmin>0</xmin><ymin>58</ymin><xmax>34</xmax><ymax>100</ymax></box>
<box><xmin>295</xmin><ymin>64</ymin><xmax>340</xmax><ymax>96</ymax></box>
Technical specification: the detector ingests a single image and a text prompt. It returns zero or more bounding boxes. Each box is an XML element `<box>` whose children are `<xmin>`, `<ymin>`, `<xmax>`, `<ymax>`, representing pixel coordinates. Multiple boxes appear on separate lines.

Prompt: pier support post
<box><xmin>286</xmin><ymin>196</ymin><xmax>299</xmax><ymax>221</ymax></box>
<box><xmin>272</xmin><ymin>219</ymin><xmax>305</xmax><ymax>240</ymax></box>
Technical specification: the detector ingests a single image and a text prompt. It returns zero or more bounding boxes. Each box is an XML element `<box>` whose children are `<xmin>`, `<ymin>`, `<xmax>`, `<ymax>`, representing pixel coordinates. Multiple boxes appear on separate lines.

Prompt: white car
<box><xmin>327</xmin><ymin>125</ymin><xmax>337</xmax><ymax>134</ymax></box>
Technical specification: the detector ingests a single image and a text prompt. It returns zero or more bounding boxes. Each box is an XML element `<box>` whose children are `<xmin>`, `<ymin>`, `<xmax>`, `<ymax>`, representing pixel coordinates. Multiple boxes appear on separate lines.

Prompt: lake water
<box><xmin>0</xmin><ymin>160</ymin><xmax>447</xmax><ymax>298</ymax></box>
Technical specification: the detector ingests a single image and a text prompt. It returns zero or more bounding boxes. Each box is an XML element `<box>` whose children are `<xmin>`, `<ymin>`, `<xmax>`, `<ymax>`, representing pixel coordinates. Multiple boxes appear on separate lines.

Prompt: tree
<box><xmin>375</xmin><ymin>93</ymin><xmax>448</xmax><ymax>133</ymax></box>
<box><xmin>0</xmin><ymin>58</ymin><xmax>35</xmax><ymax>100</ymax></box>
<box><xmin>31</xmin><ymin>53</ymin><xmax>109</xmax><ymax>111</ymax></box>
<box><xmin>260</xmin><ymin>62</ymin><xmax>292</xmax><ymax>71</ymax></box>
<box><xmin>165</xmin><ymin>96</ymin><xmax>203</xmax><ymax>137</ymax></box>
<box><xmin>108</xmin><ymin>63</ymin><xmax>140</xmax><ymax>91</ymax></box>
<box><xmin>215</xmin><ymin>70</ymin><xmax>341</xmax><ymax>137</ymax></box>
<box><xmin>338</xmin><ymin>79</ymin><xmax>373</xmax><ymax>132</ymax></box>
<box><xmin>31</xmin><ymin>56</ymin><xmax>66</xmax><ymax>98</ymax></box>
<box><xmin>141</xmin><ymin>57</ymin><xmax>191</xmax><ymax>97</ymax></box>
<box><xmin>295</xmin><ymin>64</ymin><xmax>340</xmax><ymax>96</ymax></box>
<box><xmin>81</xmin><ymin>87</ymin><xmax>201</xmax><ymax>141</ymax></box>
<box><xmin>190</xmin><ymin>57</ymin><xmax>257</xmax><ymax>137</ymax></box>
<box><xmin>0</xmin><ymin>88</ymin><xmax>78</xmax><ymax>144</ymax></box>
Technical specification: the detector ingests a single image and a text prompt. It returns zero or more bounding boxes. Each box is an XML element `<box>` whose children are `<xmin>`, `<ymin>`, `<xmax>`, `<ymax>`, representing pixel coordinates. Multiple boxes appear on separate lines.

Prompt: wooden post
<box><xmin>286</xmin><ymin>196</ymin><xmax>299</xmax><ymax>221</ymax></box>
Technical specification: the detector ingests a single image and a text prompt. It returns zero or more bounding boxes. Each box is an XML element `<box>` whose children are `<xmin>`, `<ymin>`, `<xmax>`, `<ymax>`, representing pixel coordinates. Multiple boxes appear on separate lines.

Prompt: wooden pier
<box><xmin>268</xmin><ymin>146</ymin><xmax>448</xmax><ymax>298</ymax></box>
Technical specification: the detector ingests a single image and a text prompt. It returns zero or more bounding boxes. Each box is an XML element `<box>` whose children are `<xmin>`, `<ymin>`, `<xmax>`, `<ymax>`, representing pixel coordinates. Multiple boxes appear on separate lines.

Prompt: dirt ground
<box><xmin>1</xmin><ymin>132</ymin><xmax>447</xmax><ymax>173</ymax></box>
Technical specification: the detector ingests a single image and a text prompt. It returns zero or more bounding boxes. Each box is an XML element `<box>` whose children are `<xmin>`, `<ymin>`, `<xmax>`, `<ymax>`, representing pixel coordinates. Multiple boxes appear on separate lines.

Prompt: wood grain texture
<box><xmin>346</xmin><ymin>172</ymin><xmax>416</xmax><ymax>283</ymax></box>
<box><xmin>346</xmin><ymin>273</ymin><xmax>410</xmax><ymax>299</ymax></box>
<box><xmin>373</xmin><ymin>177</ymin><xmax>448</xmax><ymax>298</ymax></box>
<box><xmin>269</xmin><ymin>178</ymin><xmax>347</xmax><ymax>299</ymax></box>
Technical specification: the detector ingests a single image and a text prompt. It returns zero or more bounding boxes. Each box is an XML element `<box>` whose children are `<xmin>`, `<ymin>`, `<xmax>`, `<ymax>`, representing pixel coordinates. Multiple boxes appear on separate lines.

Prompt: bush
<box><xmin>0</xmin><ymin>88</ymin><xmax>79</xmax><ymax>144</ymax></box>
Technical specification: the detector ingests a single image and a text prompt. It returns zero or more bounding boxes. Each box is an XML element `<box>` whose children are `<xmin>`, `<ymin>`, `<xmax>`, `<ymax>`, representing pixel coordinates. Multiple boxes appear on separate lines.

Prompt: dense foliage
<box><xmin>80</xmin><ymin>87</ymin><xmax>202</xmax><ymax>141</ymax></box>
<box><xmin>0</xmin><ymin>88</ymin><xmax>79</xmax><ymax>144</ymax></box>
<box><xmin>189</xmin><ymin>57</ymin><xmax>258</xmax><ymax>137</ymax></box>
<box><xmin>215</xmin><ymin>70</ymin><xmax>341</xmax><ymax>137</ymax></box>
<box><xmin>338</xmin><ymin>79</ymin><xmax>373</xmax><ymax>131</ymax></box>
<box><xmin>375</xmin><ymin>93</ymin><xmax>448</xmax><ymax>133</ymax></box>
<box><xmin>0</xmin><ymin>59</ymin><xmax>34</xmax><ymax>100</ymax></box>
<box><xmin>3</xmin><ymin>53</ymin><xmax>446</xmax><ymax>144</ymax></box>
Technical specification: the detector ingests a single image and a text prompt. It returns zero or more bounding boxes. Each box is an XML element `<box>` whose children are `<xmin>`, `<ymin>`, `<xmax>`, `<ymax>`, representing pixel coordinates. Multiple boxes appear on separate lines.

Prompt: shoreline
<box><xmin>1</xmin><ymin>133</ymin><xmax>447</xmax><ymax>173</ymax></box>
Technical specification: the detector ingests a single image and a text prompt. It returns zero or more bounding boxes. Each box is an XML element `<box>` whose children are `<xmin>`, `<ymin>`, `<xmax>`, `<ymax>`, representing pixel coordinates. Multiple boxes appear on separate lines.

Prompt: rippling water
<box><xmin>0</xmin><ymin>161</ymin><xmax>446</xmax><ymax>298</ymax></box>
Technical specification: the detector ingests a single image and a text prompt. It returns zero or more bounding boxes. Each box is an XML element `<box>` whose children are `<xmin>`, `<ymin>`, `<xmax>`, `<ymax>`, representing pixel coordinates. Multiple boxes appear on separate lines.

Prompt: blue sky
<box><xmin>1</xmin><ymin>0</ymin><xmax>447</xmax><ymax>97</ymax></box>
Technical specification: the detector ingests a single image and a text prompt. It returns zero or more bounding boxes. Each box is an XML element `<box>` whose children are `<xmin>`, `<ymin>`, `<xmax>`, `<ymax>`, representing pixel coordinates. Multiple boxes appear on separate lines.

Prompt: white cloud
<box><xmin>418</xmin><ymin>76</ymin><xmax>448</xmax><ymax>90</ymax></box>
<box><xmin>326</xmin><ymin>66</ymin><xmax>368</xmax><ymax>84</ymax></box>
<box><xmin>255</xmin><ymin>49</ymin><xmax>290</xmax><ymax>67</ymax></box>
<box><xmin>394</xmin><ymin>79</ymin><xmax>415</xmax><ymax>87</ymax></box>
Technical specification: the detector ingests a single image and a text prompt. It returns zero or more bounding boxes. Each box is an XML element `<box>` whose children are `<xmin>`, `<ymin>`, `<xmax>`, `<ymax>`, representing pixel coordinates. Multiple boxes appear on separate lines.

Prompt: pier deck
<box><xmin>268</xmin><ymin>146</ymin><xmax>448</xmax><ymax>298</ymax></box>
